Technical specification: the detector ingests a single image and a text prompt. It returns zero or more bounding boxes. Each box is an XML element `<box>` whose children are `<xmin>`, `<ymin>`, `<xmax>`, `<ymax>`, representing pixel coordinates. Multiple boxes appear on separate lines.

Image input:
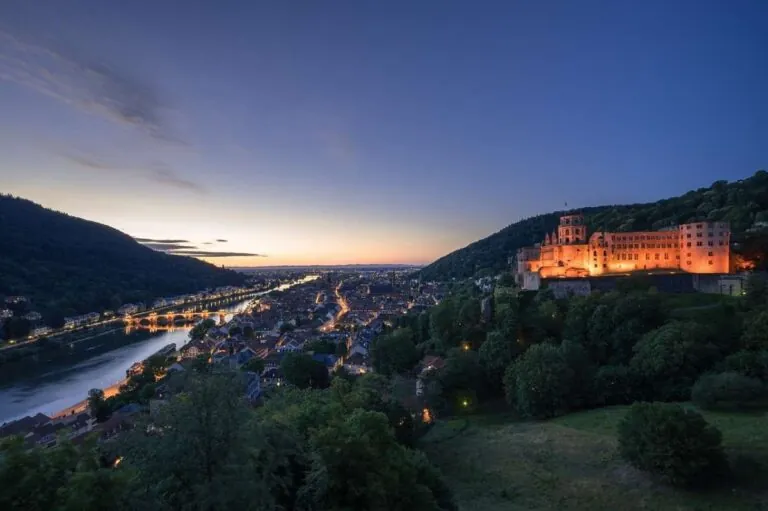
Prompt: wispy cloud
<box><xmin>0</xmin><ymin>28</ymin><xmax>178</xmax><ymax>143</ymax></box>
<box><xmin>134</xmin><ymin>238</ymin><xmax>191</xmax><ymax>244</ymax></box>
<box><xmin>60</xmin><ymin>151</ymin><xmax>205</xmax><ymax>193</ymax></box>
<box><xmin>171</xmin><ymin>250</ymin><xmax>266</xmax><ymax>258</ymax></box>
<box><xmin>141</xmin><ymin>242</ymin><xmax>194</xmax><ymax>251</ymax></box>
<box><xmin>216</xmin><ymin>239</ymin><xmax>228</xmax><ymax>243</ymax></box>
<box><xmin>147</xmin><ymin>163</ymin><xmax>204</xmax><ymax>193</ymax></box>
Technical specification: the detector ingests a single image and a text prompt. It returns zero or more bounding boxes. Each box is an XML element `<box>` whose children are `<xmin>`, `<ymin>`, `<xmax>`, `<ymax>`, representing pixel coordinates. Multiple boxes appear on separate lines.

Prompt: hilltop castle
<box><xmin>515</xmin><ymin>214</ymin><xmax>731</xmax><ymax>290</ymax></box>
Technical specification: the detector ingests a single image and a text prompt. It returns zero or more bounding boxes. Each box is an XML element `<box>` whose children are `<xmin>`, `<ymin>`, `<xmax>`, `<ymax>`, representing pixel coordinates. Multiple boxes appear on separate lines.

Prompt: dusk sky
<box><xmin>1</xmin><ymin>1</ymin><xmax>766</xmax><ymax>267</ymax></box>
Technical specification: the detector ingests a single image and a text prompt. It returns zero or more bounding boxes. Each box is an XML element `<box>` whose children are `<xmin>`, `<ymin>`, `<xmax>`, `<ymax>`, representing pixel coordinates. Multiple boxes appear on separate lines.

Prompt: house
<box><xmin>243</xmin><ymin>371</ymin><xmax>261</xmax><ymax>403</ymax></box>
<box><xmin>31</xmin><ymin>326</ymin><xmax>52</xmax><ymax>337</ymax></box>
<box><xmin>0</xmin><ymin>309</ymin><xmax>12</xmax><ymax>319</ymax></box>
<box><xmin>23</xmin><ymin>311</ymin><xmax>42</xmax><ymax>322</ymax></box>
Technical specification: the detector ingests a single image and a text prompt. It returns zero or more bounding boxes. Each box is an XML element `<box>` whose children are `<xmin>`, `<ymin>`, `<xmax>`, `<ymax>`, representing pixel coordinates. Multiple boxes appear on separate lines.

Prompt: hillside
<box><xmin>0</xmin><ymin>195</ymin><xmax>246</xmax><ymax>325</ymax></box>
<box><xmin>420</xmin><ymin>170</ymin><xmax>768</xmax><ymax>280</ymax></box>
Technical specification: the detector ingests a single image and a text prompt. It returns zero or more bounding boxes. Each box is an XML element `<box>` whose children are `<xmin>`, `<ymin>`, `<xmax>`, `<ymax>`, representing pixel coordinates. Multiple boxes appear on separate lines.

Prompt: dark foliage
<box><xmin>0</xmin><ymin>195</ymin><xmax>245</xmax><ymax>325</ymax></box>
<box><xmin>618</xmin><ymin>402</ymin><xmax>727</xmax><ymax>487</ymax></box>
<box><xmin>420</xmin><ymin>171</ymin><xmax>768</xmax><ymax>280</ymax></box>
<box><xmin>691</xmin><ymin>372</ymin><xmax>766</xmax><ymax>410</ymax></box>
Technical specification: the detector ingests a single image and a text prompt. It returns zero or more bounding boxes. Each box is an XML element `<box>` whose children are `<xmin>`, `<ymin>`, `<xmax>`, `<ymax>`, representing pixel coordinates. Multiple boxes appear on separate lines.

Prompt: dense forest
<box><xmin>420</xmin><ymin>170</ymin><xmax>768</xmax><ymax>281</ymax></box>
<box><xmin>0</xmin><ymin>195</ymin><xmax>245</xmax><ymax>325</ymax></box>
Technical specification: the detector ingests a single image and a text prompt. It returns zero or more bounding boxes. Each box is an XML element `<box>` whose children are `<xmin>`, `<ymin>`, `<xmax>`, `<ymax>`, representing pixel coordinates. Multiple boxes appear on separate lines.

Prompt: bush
<box><xmin>592</xmin><ymin>365</ymin><xmax>635</xmax><ymax>406</ymax></box>
<box><xmin>691</xmin><ymin>372</ymin><xmax>765</xmax><ymax>410</ymax></box>
<box><xmin>618</xmin><ymin>402</ymin><xmax>727</xmax><ymax>487</ymax></box>
<box><xmin>724</xmin><ymin>349</ymin><xmax>768</xmax><ymax>381</ymax></box>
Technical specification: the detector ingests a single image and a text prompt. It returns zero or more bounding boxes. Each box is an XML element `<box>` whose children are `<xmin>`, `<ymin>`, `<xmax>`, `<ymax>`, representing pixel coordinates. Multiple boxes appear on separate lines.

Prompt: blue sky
<box><xmin>1</xmin><ymin>0</ymin><xmax>766</xmax><ymax>265</ymax></box>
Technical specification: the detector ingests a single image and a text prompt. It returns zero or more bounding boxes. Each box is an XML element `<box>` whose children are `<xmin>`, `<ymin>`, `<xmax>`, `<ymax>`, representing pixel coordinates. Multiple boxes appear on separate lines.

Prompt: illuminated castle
<box><xmin>515</xmin><ymin>214</ymin><xmax>731</xmax><ymax>290</ymax></box>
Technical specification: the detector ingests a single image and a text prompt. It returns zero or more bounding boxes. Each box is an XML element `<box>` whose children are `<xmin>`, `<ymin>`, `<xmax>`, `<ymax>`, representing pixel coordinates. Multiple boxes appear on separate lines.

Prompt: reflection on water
<box><xmin>0</xmin><ymin>277</ymin><xmax>318</xmax><ymax>424</ymax></box>
<box><xmin>0</xmin><ymin>298</ymin><xmax>246</xmax><ymax>424</ymax></box>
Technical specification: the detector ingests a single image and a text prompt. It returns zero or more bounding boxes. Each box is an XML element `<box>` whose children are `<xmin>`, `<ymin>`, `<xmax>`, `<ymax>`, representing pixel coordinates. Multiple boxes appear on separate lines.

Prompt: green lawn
<box><xmin>420</xmin><ymin>405</ymin><xmax>768</xmax><ymax>510</ymax></box>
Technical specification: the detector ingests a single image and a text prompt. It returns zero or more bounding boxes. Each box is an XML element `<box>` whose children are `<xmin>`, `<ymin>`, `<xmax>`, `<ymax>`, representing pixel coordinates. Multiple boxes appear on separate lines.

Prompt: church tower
<box><xmin>557</xmin><ymin>214</ymin><xmax>586</xmax><ymax>245</ymax></box>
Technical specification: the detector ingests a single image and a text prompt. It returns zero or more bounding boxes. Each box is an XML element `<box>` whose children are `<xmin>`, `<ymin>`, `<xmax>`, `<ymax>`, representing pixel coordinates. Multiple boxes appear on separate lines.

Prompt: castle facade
<box><xmin>515</xmin><ymin>214</ymin><xmax>730</xmax><ymax>290</ymax></box>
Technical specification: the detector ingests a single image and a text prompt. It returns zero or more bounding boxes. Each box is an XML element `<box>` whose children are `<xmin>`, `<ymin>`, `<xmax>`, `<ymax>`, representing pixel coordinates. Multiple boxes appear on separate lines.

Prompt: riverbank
<box><xmin>50</xmin><ymin>379</ymin><xmax>126</xmax><ymax>419</ymax></box>
<box><xmin>0</xmin><ymin>276</ymin><xmax>319</xmax><ymax>424</ymax></box>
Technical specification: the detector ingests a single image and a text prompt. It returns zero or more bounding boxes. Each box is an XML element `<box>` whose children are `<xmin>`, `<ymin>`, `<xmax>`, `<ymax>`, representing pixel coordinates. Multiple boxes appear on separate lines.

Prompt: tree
<box><xmin>242</xmin><ymin>357</ymin><xmax>265</xmax><ymax>374</ymax></box>
<box><xmin>504</xmin><ymin>343</ymin><xmax>573</xmax><ymax>418</ymax></box>
<box><xmin>243</xmin><ymin>325</ymin><xmax>255</xmax><ymax>338</ymax></box>
<box><xmin>618</xmin><ymin>402</ymin><xmax>727</xmax><ymax>487</ymax></box>
<box><xmin>592</xmin><ymin>365</ymin><xmax>636</xmax><ymax>406</ymax></box>
<box><xmin>228</xmin><ymin>325</ymin><xmax>242</xmax><ymax>336</ymax></box>
<box><xmin>691</xmin><ymin>372</ymin><xmax>765</xmax><ymax>410</ymax></box>
<box><xmin>119</xmin><ymin>373</ymin><xmax>277</xmax><ymax>510</ymax></box>
<box><xmin>478</xmin><ymin>330</ymin><xmax>519</xmax><ymax>393</ymax></box>
<box><xmin>630</xmin><ymin>322</ymin><xmax>719</xmax><ymax>401</ymax></box>
<box><xmin>335</xmin><ymin>341</ymin><xmax>348</xmax><ymax>358</ymax></box>
<box><xmin>370</xmin><ymin>328</ymin><xmax>419</xmax><ymax>376</ymax></box>
<box><xmin>0</xmin><ymin>437</ymin><xmax>132</xmax><ymax>511</ymax></box>
<box><xmin>741</xmin><ymin>310</ymin><xmax>768</xmax><ymax>350</ymax></box>
<box><xmin>301</xmin><ymin>409</ymin><xmax>456</xmax><ymax>510</ymax></box>
<box><xmin>438</xmin><ymin>348</ymin><xmax>485</xmax><ymax>406</ymax></box>
<box><xmin>724</xmin><ymin>349</ymin><xmax>768</xmax><ymax>381</ymax></box>
<box><xmin>190</xmin><ymin>318</ymin><xmax>216</xmax><ymax>340</ymax></box>
<box><xmin>87</xmin><ymin>388</ymin><xmax>111</xmax><ymax>423</ymax></box>
<box><xmin>281</xmin><ymin>353</ymin><xmax>330</xmax><ymax>389</ymax></box>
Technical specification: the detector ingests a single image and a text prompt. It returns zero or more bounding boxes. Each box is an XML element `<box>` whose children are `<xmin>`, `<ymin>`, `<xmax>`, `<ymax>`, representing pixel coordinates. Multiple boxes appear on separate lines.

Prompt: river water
<box><xmin>0</xmin><ymin>276</ymin><xmax>317</xmax><ymax>424</ymax></box>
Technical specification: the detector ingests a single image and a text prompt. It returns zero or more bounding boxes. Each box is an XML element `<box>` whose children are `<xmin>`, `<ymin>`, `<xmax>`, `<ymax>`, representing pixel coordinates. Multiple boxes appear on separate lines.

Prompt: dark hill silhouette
<box><xmin>0</xmin><ymin>195</ymin><xmax>245</xmax><ymax>325</ymax></box>
<box><xmin>420</xmin><ymin>170</ymin><xmax>768</xmax><ymax>281</ymax></box>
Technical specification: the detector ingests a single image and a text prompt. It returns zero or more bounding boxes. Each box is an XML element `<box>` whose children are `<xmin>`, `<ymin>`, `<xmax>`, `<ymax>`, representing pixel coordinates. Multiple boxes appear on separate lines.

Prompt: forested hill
<box><xmin>0</xmin><ymin>195</ymin><xmax>246</xmax><ymax>323</ymax></box>
<box><xmin>420</xmin><ymin>170</ymin><xmax>768</xmax><ymax>281</ymax></box>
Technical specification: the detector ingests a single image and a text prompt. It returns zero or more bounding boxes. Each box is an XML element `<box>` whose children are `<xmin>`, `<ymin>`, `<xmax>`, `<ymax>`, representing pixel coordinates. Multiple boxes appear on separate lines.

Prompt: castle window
<box><xmin>708</xmin><ymin>231</ymin><xmax>713</xmax><ymax>237</ymax></box>
<box><xmin>635</xmin><ymin>244</ymin><xmax>639</xmax><ymax>249</ymax></box>
<box><xmin>696</xmin><ymin>232</ymin><xmax>703</xmax><ymax>238</ymax></box>
<box><xmin>686</xmin><ymin>225</ymin><xmax>691</xmax><ymax>230</ymax></box>
<box><xmin>719</xmin><ymin>241</ymin><xmax>724</xmax><ymax>246</ymax></box>
<box><xmin>603</xmin><ymin>264</ymin><xmax>607</xmax><ymax>268</ymax></box>
<box><xmin>696</xmin><ymin>224</ymin><xmax>702</xmax><ymax>229</ymax></box>
<box><xmin>696</xmin><ymin>242</ymin><xmax>703</xmax><ymax>247</ymax></box>
<box><xmin>687</xmin><ymin>261</ymin><xmax>692</xmax><ymax>265</ymax></box>
<box><xmin>708</xmin><ymin>252</ymin><xmax>713</xmax><ymax>257</ymax></box>
<box><xmin>593</xmin><ymin>251</ymin><xmax>597</xmax><ymax>257</ymax></box>
<box><xmin>664</xmin><ymin>253</ymin><xmax>669</xmax><ymax>259</ymax></box>
<box><xmin>646</xmin><ymin>254</ymin><xmax>650</xmax><ymax>260</ymax></box>
<box><xmin>687</xmin><ymin>253</ymin><xmax>691</xmax><ymax>257</ymax></box>
<box><xmin>708</xmin><ymin>241</ymin><xmax>713</xmax><ymax>246</ymax></box>
<box><xmin>565</xmin><ymin>238</ymin><xmax>570</xmax><ymax>244</ymax></box>
<box><xmin>676</xmin><ymin>255</ymin><xmax>680</xmax><ymax>259</ymax></box>
<box><xmin>709</xmin><ymin>260</ymin><xmax>713</xmax><ymax>265</ymax></box>
<box><xmin>686</xmin><ymin>234</ymin><xmax>691</xmax><ymax>238</ymax></box>
<box><xmin>634</xmin><ymin>254</ymin><xmax>639</xmax><ymax>260</ymax></box>
<box><xmin>719</xmin><ymin>232</ymin><xmax>724</xmax><ymax>237</ymax></box>
<box><xmin>655</xmin><ymin>254</ymin><xmax>660</xmax><ymax>260</ymax></box>
<box><xmin>687</xmin><ymin>242</ymin><xmax>691</xmax><ymax>247</ymax></box>
<box><xmin>603</xmin><ymin>251</ymin><xmax>607</xmax><ymax>257</ymax></box>
<box><xmin>565</xmin><ymin>229</ymin><xmax>570</xmax><ymax>235</ymax></box>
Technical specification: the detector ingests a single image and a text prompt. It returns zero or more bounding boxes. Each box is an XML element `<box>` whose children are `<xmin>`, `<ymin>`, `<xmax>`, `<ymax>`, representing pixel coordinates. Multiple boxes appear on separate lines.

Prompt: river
<box><xmin>0</xmin><ymin>276</ymin><xmax>317</xmax><ymax>424</ymax></box>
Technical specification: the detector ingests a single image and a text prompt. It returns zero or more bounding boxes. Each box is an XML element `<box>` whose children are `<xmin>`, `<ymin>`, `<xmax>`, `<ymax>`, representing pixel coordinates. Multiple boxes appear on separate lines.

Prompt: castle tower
<box><xmin>678</xmin><ymin>221</ymin><xmax>730</xmax><ymax>273</ymax></box>
<box><xmin>544</xmin><ymin>233</ymin><xmax>551</xmax><ymax>246</ymax></box>
<box><xmin>557</xmin><ymin>214</ymin><xmax>586</xmax><ymax>245</ymax></box>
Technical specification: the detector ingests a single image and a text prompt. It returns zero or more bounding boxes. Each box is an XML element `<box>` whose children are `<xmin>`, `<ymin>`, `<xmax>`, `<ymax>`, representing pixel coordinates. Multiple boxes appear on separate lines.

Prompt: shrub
<box><xmin>724</xmin><ymin>349</ymin><xmax>768</xmax><ymax>381</ymax></box>
<box><xmin>592</xmin><ymin>365</ymin><xmax>635</xmax><ymax>406</ymax></box>
<box><xmin>618</xmin><ymin>402</ymin><xmax>727</xmax><ymax>487</ymax></box>
<box><xmin>691</xmin><ymin>372</ymin><xmax>765</xmax><ymax>410</ymax></box>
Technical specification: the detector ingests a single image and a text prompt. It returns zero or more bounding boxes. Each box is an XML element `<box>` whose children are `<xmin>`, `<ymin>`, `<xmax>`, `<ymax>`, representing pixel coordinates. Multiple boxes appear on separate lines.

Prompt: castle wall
<box><xmin>679</xmin><ymin>222</ymin><xmax>730</xmax><ymax>274</ymax></box>
<box><xmin>514</xmin><ymin>215</ymin><xmax>731</xmax><ymax>290</ymax></box>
